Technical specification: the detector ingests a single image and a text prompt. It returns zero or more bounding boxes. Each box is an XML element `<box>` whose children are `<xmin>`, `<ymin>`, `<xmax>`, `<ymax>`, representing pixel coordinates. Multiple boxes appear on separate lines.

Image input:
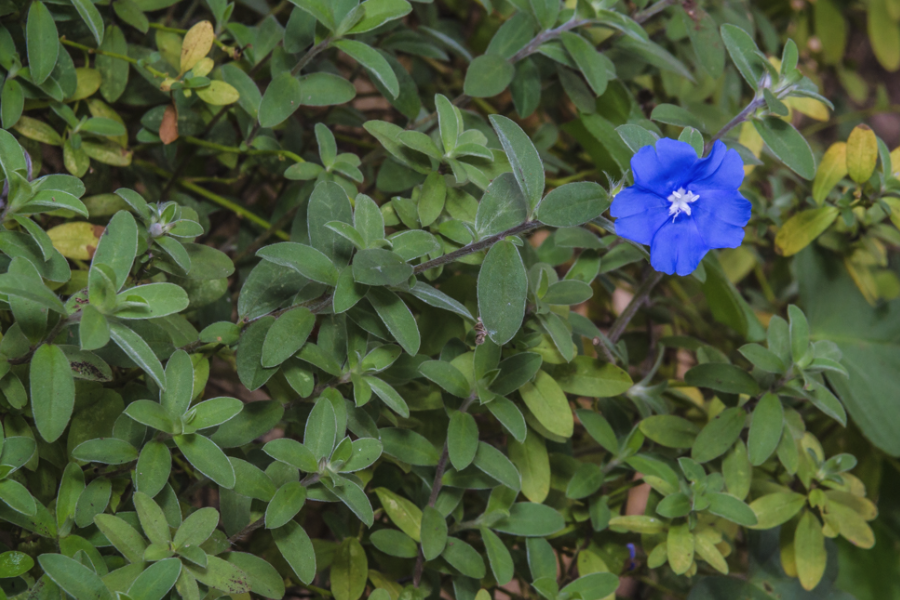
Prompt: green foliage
<box><xmin>0</xmin><ymin>1</ymin><xmax>897</xmax><ymax>599</ymax></box>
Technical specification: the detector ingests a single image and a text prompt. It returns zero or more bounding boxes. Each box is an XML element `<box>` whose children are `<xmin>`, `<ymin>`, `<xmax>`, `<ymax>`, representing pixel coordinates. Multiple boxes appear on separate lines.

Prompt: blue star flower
<box><xmin>610</xmin><ymin>139</ymin><xmax>752</xmax><ymax>276</ymax></box>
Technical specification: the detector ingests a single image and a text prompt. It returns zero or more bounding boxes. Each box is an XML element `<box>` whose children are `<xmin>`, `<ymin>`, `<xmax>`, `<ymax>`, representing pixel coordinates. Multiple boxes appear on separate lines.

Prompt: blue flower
<box><xmin>610</xmin><ymin>139</ymin><xmax>751</xmax><ymax>276</ymax></box>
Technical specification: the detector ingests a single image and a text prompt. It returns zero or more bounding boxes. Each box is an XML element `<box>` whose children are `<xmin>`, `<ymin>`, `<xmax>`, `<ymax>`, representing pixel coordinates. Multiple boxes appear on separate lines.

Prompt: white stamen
<box><xmin>667</xmin><ymin>187</ymin><xmax>699</xmax><ymax>222</ymax></box>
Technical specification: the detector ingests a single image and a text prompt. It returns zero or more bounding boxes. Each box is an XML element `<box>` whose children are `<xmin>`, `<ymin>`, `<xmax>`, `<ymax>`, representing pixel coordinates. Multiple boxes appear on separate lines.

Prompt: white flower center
<box><xmin>667</xmin><ymin>187</ymin><xmax>699</xmax><ymax>221</ymax></box>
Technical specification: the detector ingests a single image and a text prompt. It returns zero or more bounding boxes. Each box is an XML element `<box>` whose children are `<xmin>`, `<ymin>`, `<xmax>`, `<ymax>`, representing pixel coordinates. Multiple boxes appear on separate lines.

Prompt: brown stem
<box><xmin>607</xmin><ymin>270</ymin><xmax>665</xmax><ymax>343</ymax></box>
<box><xmin>412</xmin><ymin>394</ymin><xmax>476</xmax><ymax>587</ymax></box>
<box><xmin>413</xmin><ymin>220</ymin><xmax>542</xmax><ymax>275</ymax></box>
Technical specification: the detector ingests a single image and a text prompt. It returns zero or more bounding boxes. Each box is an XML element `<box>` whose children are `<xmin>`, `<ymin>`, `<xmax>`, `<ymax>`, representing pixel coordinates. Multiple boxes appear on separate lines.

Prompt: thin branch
<box><xmin>413</xmin><ymin>220</ymin><xmax>542</xmax><ymax>274</ymax></box>
<box><xmin>413</xmin><ymin>394</ymin><xmax>476</xmax><ymax>587</ymax></box>
<box><xmin>607</xmin><ymin>270</ymin><xmax>665</xmax><ymax>343</ymax></box>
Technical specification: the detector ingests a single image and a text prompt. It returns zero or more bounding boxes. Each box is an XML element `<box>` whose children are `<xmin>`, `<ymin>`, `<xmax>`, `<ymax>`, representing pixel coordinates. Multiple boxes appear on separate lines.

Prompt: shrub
<box><xmin>0</xmin><ymin>1</ymin><xmax>896</xmax><ymax>599</ymax></box>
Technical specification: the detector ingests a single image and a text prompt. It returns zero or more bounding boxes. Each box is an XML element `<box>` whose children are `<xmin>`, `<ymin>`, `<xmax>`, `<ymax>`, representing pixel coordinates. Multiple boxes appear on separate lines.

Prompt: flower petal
<box><xmin>691</xmin><ymin>141</ymin><xmax>745</xmax><ymax>190</ymax></box>
<box><xmin>631</xmin><ymin>139</ymin><xmax>699</xmax><ymax>193</ymax></box>
<box><xmin>690</xmin><ymin>190</ymin><xmax>752</xmax><ymax>227</ymax></box>
<box><xmin>614</xmin><ymin>208</ymin><xmax>670</xmax><ymax>245</ymax></box>
<box><xmin>610</xmin><ymin>186</ymin><xmax>667</xmax><ymax>218</ymax></box>
<box><xmin>650</xmin><ymin>218</ymin><xmax>709</xmax><ymax>276</ymax></box>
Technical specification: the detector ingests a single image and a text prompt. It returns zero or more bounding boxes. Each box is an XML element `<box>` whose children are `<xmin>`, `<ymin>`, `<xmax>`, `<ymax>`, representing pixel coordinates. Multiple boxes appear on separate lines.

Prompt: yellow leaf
<box><xmin>373</xmin><ymin>488</ymin><xmax>422</xmax><ymax>541</ymax></box>
<box><xmin>608</xmin><ymin>515</ymin><xmax>666</xmax><ymax>534</ymax></box>
<box><xmin>694</xmin><ymin>528</ymin><xmax>729</xmax><ymax>574</ymax></box>
<box><xmin>47</xmin><ymin>222</ymin><xmax>105</xmax><ymax>260</ymax></box>
<box><xmin>180</xmin><ymin>21</ymin><xmax>215</xmax><ymax>75</ymax></box>
<box><xmin>846</xmin><ymin>124</ymin><xmax>878</xmax><ymax>183</ymax></box>
<box><xmin>195</xmin><ymin>81</ymin><xmax>240</xmax><ymax>106</ymax></box>
<box><xmin>795</xmin><ymin>510</ymin><xmax>827</xmax><ymax>591</ymax></box>
<box><xmin>775</xmin><ymin>207</ymin><xmax>839</xmax><ymax>256</ymax></box>
<box><xmin>825</xmin><ymin>501</ymin><xmax>875</xmax><ymax>548</ymax></box>
<box><xmin>785</xmin><ymin>97</ymin><xmax>829</xmax><ymax>121</ymax></box>
<box><xmin>738</xmin><ymin>121</ymin><xmax>763</xmax><ymax>175</ymax></box>
<box><xmin>508</xmin><ymin>429</ymin><xmax>550</xmax><ymax>503</ymax></box>
<box><xmin>82</xmin><ymin>139</ymin><xmax>133</xmax><ymax>167</ymax></box>
<box><xmin>192</xmin><ymin>57</ymin><xmax>215</xmax><ymax>77</ymax></box>
<box><xmin>883</xmin><ymin>196</ymin><xmax>900</xmax><ymax>230</ymax></box>
<box><xmin>13</xmin><ymin>116</ymin><xmax>62</xmax><ymax>146</ymax></box>
<box><xmin>812</xmin><ymin>142</ymin><xmax>847</xmax><ymax>204</ymax></box>
<box><xmin>667</xmin><ymin>523</ymin><xmax>694</xmax><ymax>575</ymax></box>
<box><xmin>68</xmin><ymin>68</ymin><xmax>102</xmax><ymax>102</ymax></box>
<box><xmin>87</xmin><ymin>98</ymin><xmax>128</xmax><ymax>147</ymax></box>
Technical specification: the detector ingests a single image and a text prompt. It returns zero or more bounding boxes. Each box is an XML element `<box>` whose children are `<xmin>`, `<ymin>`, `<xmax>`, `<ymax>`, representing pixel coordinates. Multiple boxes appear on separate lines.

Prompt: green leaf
<box><xmin>651</xmin><ymin>103</ymin><xmax>706</xmax><ymax>131</ymax></box>
<box><xmin>421</xmin><ymin>506</ymin><xmax>448</xmax><ymax>561</ymax></box>
<box><xmin>79</xmin><ymin>305</ymin><xmax>110</xmax><ymax>351</ymax></box>
<box><xmin>408</xmin><ymin>282</ymin><xmax>474</xmax><ymax>321</ymax></box>
<box><xmin>94</xmin><ymin>514</ymin><xmax>147</xmax><ymax>563</ymax></box>
<box><xmin>464</xmin><ymin>54</ymin><xmax>515</xmax><ymax>98</ymax></box>
<box><xmin>738</xmin><ymin>343</ymin><xmax>785</xmax><ymax>373</ymax></box>
<box><xmin>491</xmin><ymin>502</ymin><xmax>565</xmax><ymax>536</ymax></box>
<box><xmin>475</xmin><ymin>172</ymin><xmax>528</xmax><ymax>238</ymax></box>
<box><xmin>73</xmin><ymin>438</ymin><xmax>138</xmax><ymax>465</ymax></box>
<box><xmin>29</xmin><ymin>344</ymin><xmax>75</xmax><ymax>443</ymax></box>
<box><xmin>0</xmin><ymin>551</ymin><xmax>34</xmax><ymax>578</ymax></box>
<box><xmin>136</xmin><ymin>441</ymin><xmax>172</xmax><ymax>498</ymax></box>
<box><xmin>707</xmin><ymin>492</ymin><xmax>758</xmax><ymax>526</ymax></box>
<box><xmin>560</xmin><ymin>32</ymin><xmax>608</xmax><ymax>96</ymax></box>
<box><xmin>549</xmin><ymin>356</ymin><xmax>632</xmax><ymax>397</ymax></box>
<box><xmin>478</xmin><ymin>239</ymin><xmax>527</xmax><ymax>345</ymax></box>
<box><xmin>265</xmin><ymin>482</ymin><xmax>307</xmax><ymax>529</ymax></box>
<box><xmin>536</xmin><ymin>182</ymin><xmax>610</xmax><ymax>227</ymax></box>
<box><xmin>473</xmin><ymin>441</ymin><xmax>521</xmax><ymax>491</ymax></box>
<box><xmin>753</xmin><ymin>117</ymin><xmax>817</xmax><ymax>180</ymax></box>
<box><xmin>370</xmin><ymin>529</ymin><xmax>418</xmax><ymax>558</ymax></box>
<box><xmin>797</xmin><ymin>247</ymin><xmax>900</xmax><ymax>456</ymax></box>
<box><xmin>576</xmin><ymin>409</ymin><xmax>618</xmax><ymax>454</ymax></box>
<box><xmin>379</xmin><ymin>428</ymin><xmax>439</xmax><ymax>466</ymax></box>
<box><xmin>448</xmin><ymin>411</ymin><xmax>478</xmax><ymax>471</ymax></box>
<box><xmin>258</xmin><ymin>72</ymin><xmax>301</xmax><ymax>128</ymax></box>
<box><xmin>639</xmin><ymin>415</ymin><xmax>699</xmax><ymax>449</ymax></box>
<box><xmin>39</xmin><ymin>554</ymin><xmax>113</xmax><ymax>600</ymax></box>
<box><xmin>26</xmin><ymin>2</ymin><xmax>59</xmax><ymax>85</ymax></box>
<box><xmin>305</xmin><ymin>398</ymin><xmax>336</xmax><ymax>461</ymax></box>
<box><xmin>273</xmin><ymin>522</ymin><xmax>316</xmax><ymax>584</ymax></box>
<box><xmin>788</xmin><ymin>304</ymin><xmax>810</xmax><ymax>363</ymax></box>
<box><xmin>173</xmin><ymin>507</ymin><xmax>219</xmax><ymax>549</ymax></box>
<box><xmin>691</xmin><ymin>407</ymin><xmax>746</xmax><ymax>463</ymax></box>
<box><xmin>480</xmin><ymin>526</ymin><xmax>513</xmax><ymax>585</ymax></box>
<box><xmin>331</xmin><ymin>538</ymin><xmax>367</xmax><ymax>600</ymax></box>
<box><xmin>748</xmin><ymin>393</ymin><xmax>784</xmax><ymax>466</ymax></box>
<box><xmin>161</xmin><ymin>350</ymin><xmax>193</xmax><ymax>418</ymax></box>
<box><xmin>519</xmin><ymin>370</ymin><xmax>573</xmax><ymax>438</ymax></box>
<box><xmin>133</xmin><ymin>492</ymin><xmax>171</xmax><ymax>545</ymax></box>
<box><xmin>183</xmin><ymin>397</ymin><xmax>242</xmax><ymax>433</ymax></box>
<box><xmin>347</xmin><ymin>0</ymin><xmax>412</xmax><ymax>34</ymax></box>
<box><xmin>368</xmin><ymin>288</ymin><xmax>420</xmax><ymax>355</ymax></box>
<box><xmin>774</xmin><ymin>207</ymin><xmax>838</xmax><ymax>257</ymax></box>
<box><xmin>566</xmin><ymin>462</ymin><xmax>604</xmax><ymax>500</ymax></box>
<box><xmin>352</xmin><ymin>249</ymin><xmax>411</xmax><ymax>286</ymax></box>
<box><xmin>259</xmin><ymin>308</ymin><xmax>314</xmax><ymax>368</ymax></box>
<box><xmin>561</xmin><ymin>573</ymin><xmax>619</xmax><ymax>600</ymax></box>
<box><xmin>185</xmin><ymin>556</ymin><xmax>250</xmax><ymax>595</ymax></box>
<box><xmin>92</xmin><ymin>211</ymin><xmax>138</xmax><ymax>291</ymax></box>
<box><xmin>174</xmin><ymin>434</ymin><xmax>236</xmax><ymax>489</ymax></box>
<box><xmin>442</xmin><ymin>537</ymin><xmax>485</xmax><ymax>579</ymax></box>
<box><xmin>679</xmin><ymin>7</ymin><xmax>724</xmax><ymax>78</ymax></box>
<box><xmin>0</xmin><ymin>479</ymin><xmax>36</xmax><ymax>516</ymax></box>
<box><xmin>333</xmin><ymin>40</ymin><xmax>399</xmax><ymax>98</ymax></box>
<box><xmin>257</xmin><ymin>242</ymin><xmax>339</xmax><ymax>286</ymax></box>
<box><xmin>128</xmin><ymin>558</ymin><xmax>182</xmax><ymax>600</ymax></box>
<box><xmin>720</xmin><ymin>24</ymin><xmax>766</xmax><ymax>87</ymax></box>
<box><xmin>113</xmin><ymin>283</ymin><xmax>190</xmax><ymax>319</ymax></box>
<box><xmin>297</xmin><ymin>73</ymin><xmax>356</xmax><ymax>106</ymax></box>
<box><xmin>489</xmin><ymin>115</ymin><xmax>544</xmax><ymax>213</ymax></box>
<box><xmin>869</xmin><ymin>0</ymin><xmax>900</xmax><ymax>70</ymax></box>
<box><xmin>684</xmin><ymin>363</ymin><xmax>760</xmax><ymax>395</ymax></box>
<box><xmin>264</xmin><ymin>438</ymin><xmax>318</xmax><ymax>472</ymax></box>
<box><xmin>308</xmin><ymin>181</ymin><xmax>354</xmax><ymax>268</ymax></box>
<box><xmin>71</xmin><ymin>0</ymin><xmax>105</xmax><ymax>46</ymax></box>
<box><xmin>748</xmin><ymin>492</ymin><xmax>807</xmax><ymax>529</ymax></box>
<box><xmin>419</xmin><ymin>360</ymin><xmax>471</xmax><ymax>398</ymax></box>
<box><xmin>236</xmin><ymin>317</ymin><xmax>278</xmax><ymax>391</ymax></box>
